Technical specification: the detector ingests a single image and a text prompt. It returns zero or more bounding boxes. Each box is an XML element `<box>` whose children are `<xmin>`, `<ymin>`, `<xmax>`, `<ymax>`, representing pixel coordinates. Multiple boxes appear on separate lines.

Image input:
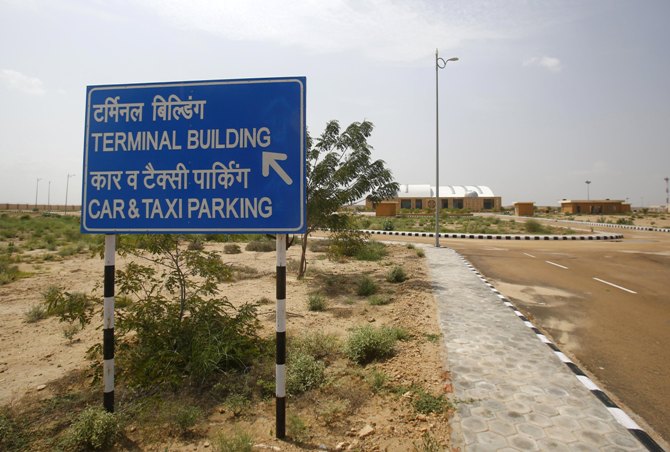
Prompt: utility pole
<box><xmin>435</xmin><ymin>49</ymin><xmax>459</xmax><ymax>247</ymax></box>
<box><xmin>35</xmin><ymin>178</ymin><xmax>42</xmax><ymax>210</ymax></box>
<box><xmin>665</xmin><ymin>177</ymin><xmax>669</xmax><ymax>213</ymax></box>
<box><xmin>65</xmin><ymin>173</ymin><xmax>75</xmax><ymax>214</ymax></box>
<box><xmin>47</xmin><ymin>181</ymin><xmax>52</xmax><ymax>213</ymax></box>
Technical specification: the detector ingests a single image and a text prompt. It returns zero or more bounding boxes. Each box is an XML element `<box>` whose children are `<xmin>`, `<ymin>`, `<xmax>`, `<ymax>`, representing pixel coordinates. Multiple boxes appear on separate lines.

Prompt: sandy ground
<box><xmin>0</xmin><ymin>239</ymin><xmax>452</xmax><ymax>450</ymax></box>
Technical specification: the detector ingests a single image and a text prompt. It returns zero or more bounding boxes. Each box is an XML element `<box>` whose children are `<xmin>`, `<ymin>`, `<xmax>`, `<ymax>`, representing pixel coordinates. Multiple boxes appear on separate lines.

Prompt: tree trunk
<box><xmin>298</xmin><ymin>231</ymin><xmax>309</xmax><ymax>279</ymax></box>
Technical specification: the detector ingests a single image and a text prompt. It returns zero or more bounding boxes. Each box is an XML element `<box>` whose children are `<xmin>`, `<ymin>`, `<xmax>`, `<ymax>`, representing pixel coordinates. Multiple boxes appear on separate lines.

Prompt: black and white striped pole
<box><xmin>103</xmin><ymin>235</ymin><xmax>116</xmax><ymax>412</ymax></box>
<box><xmin>275</xmin><ymin>234</ymin><xmax>287</xmax><ymax>439</ymax></box>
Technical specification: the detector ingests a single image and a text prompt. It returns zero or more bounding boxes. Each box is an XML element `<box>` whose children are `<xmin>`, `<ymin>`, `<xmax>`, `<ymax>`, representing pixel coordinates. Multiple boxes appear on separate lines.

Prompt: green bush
<box><xmin>115</xmin><ymin>297</ymin><xmax>261</xmax><ymax>388</ymax></box>
<box><xmin>245</xmin><ymin>240</ymin><xmax>276</xmax><ymax>252</ymax></box>
<box><xmin>0</xmin><ymin>409</ymin><xmax>27</xmax><ymax>451</ymax></box>
<box><xmin>224</xmin><ymin>393</ymin><xmax>250</xmax><ymax>417</ymax></box>
<box><xmin>367</xmin><ymin>368</ymin><xmax>388</xmax><ymax>393</ymax></box>
<box><xmin>62</xmin><ymin>323</ymin><xmax>81</xmax><ymax>342</ymax></box>
<box><xmin>356</xmin><ymin>276</ymin><xmax>378</xmax><ymax>296</ymax></box>
<box><xmin>0</xmin><ymin>254</ymin><xmax>20</xmax><ymax>286</ymax></box>
<box><xmin>24</xmin><ymin>304</ymin><xmax>47</xmax><ymax>323</ymax></box>
<box><xmin>416</xmin><ymin>248</ymin><xmax>425</xmax><ymax>258</ymax></box>
<box><xmin>524</xmin><ymin>219</ymin><xmax>547</xmax><ymax>234</ymax></box>
<box><xmin>292</xmin><ymin>332</ymin><xmax>341</xmax><ymax>361</ymax></box>
<box><xmin>111</xmin><ymin>235</ymin><xmax>259</xmax><ymax>389</ymax></box>
<box><xmin>382</xmin><ymin>219</ymin><xmax>395</xmax><ymax>231</ymax></box>
<box><xmin>172</xmin><ymin>405</ymin><xmax>203</xmax><ymax>435</ymax></box>
<box><xmin>307</xmin><ymin>293</ymin><xmax>326</xmax><ymax>312</ymax></box>
<box><xmin>213</xmin><ymin>430</ymin><xmax>254</xmax><ymax>452</ymax></box>
<box><xmin>387</xmin><ymin>326</ymin><xmax>410</xmax><ymax>341</ymax></box>
<box><xmin>59</xmin><ymin>407</ymin><xmax>119</xmax><ymax>450</ymax></box>
<box><xmin>287</xmin><ymin>413</ymin><xmax>309</xmax><ymax>442</ymax></box>
<box><xmin>368</xmin><ymin>295</ymin><xmax>391</xmax><ymax>306</ymax></box>
<box><xmin>287</xmin><ymin>351</ymin><xmax>326</xmax><ymax>394</ymax></box>
<box><xmin>412</xmin><ymin>388</ymin><xmax>448</xmax><ymax>414</ymax></box>
<box><xmin>223</xmin><ymin>243</ymin><xmax>242</xmax><ymax>254</ymax></box>
<box><xmin>355</xmin><ymin>241</ymin><xmax>387</xmax><ymax>261</ymax></box>
<box><xmin>308</xmin><ymin>239</ymin><xmax>331</xmax><ymax>253</ymax></box>
<box><xmin>413</xmin><ymin>431</ymin><xmax>442</xmax><ymax>452</ymax></box>
<box><xmin>42</xmin><ymin>287</ymin><xmax>94</xmax><ymax>327</ymax></box>
<box><xmin>115</xmin><ymin>294</ymin><xmax>134</xmax><ymax>309</ymax></box>
<box><xmin>386</xmin><ymin>266</ymin><xmax>407</xmax><ymax>283</ymax></box>
<box><xmin>328</xmin><ymin>229</ymin><xmax>368</xmax><ymax>258</ymax></box>
<box><xmin>345</xmin><ymin>325</ymin><xmax>399</xmax><ymax>365</ymax></box>
<box><xmin>187</xmin><ymin>238</ymin><xmax>205</xmax><ymax>251</ymax></box>
<box><xmin>58</xmin><ymin>242</ymin><xmax>86</xmax><ymax>257</ymax></box>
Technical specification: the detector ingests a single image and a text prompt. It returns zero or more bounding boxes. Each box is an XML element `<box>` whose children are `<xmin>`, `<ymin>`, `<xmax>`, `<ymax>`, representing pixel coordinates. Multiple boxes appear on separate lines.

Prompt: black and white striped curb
<box><xmin>456</xmin><ymin>253</ymin><xmax>665</xmax><ymax>452</ymax></box>
<box><xmin>542</xmin><ymin>219</ymin><xmax>670</xmax><ymax>233</ymax></box>
<box><xmin>361</xmin><ymin>229</ymin><xmax>624</xmax><ymax>241</ymax></box>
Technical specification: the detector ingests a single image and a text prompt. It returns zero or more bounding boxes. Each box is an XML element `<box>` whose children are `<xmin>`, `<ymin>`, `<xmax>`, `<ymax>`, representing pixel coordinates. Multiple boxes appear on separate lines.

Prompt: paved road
<box><xmin>425</xmin><ymin>245</ymin><xmax>652</xmax><ymax>451</ymax></box>
<box><xmin>373</xmin><ymin>226</ymin><xmax>669</xmax><ymax>446</ymax></box>
<box><xmin>429</xmin><ymin>227</ymin><xmax>670</xmax><ymax>448</ymax></box>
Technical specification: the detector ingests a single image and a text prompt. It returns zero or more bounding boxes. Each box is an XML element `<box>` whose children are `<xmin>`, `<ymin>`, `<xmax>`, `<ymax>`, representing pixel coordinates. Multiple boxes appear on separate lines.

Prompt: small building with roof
<box><xmin>367</xmin><ymin>184</ymin><xmax>501</xmax><ymax>215</ymax></box>
<box><xmin>560</xmin><ymin>199</ymin><xmax>631</xmax><ymax>215</ymax></box>
<box><xmin>514</xmin><ymin>202</ymin><xmax>535</xmax><ymax>217</ymax></box>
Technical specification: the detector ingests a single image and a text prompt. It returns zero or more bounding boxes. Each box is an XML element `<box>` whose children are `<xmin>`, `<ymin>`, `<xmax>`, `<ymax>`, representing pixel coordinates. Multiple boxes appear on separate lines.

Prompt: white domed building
<box><xmin>367</xmin><ymin>184</ymin><xmax>501</xmax><ymax>215</ymax></box>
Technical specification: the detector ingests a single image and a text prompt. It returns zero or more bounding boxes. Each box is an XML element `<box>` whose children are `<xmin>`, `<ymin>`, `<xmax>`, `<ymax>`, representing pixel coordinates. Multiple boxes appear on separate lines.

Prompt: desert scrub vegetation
<box><xmin>292</xmin><ymin>332</ymin><xmax>341</xmax><ymax>363</ymax></box>
<box><xmin>412</xmin><ymin>387</ymin><xmax>449</xmax><ymax>414</ymax></box>
<box><xmin>287</xmin><ymin>351</ymin><xmax>326</xmax><ymax>395</ymax></box>
<box><xmin>212</xmin><ymin>430</ymin><xmax>254</xmax><ymax>452</ymax></box>
<box><xmin>307</xmin><ymin>293</ymin><xmax>327</xmax><ymax>311</ymax></box>
<box><xmin>0</xmin><ymin>408</ymin><xmax>27</xmax><ymax>451</ymax></box>
<box><xmin>356</xmin><ymin>275</ymin><xmax>378</xmax><ymax>296</ymax></box>
<box><xmin>308</xmin><ymin>238</ymin><xmax>331</xmax><ymax>253</ymax></box>
<box><xmin>327</xmin><ymin>229</ymin><xmax>387</xmax><ymax>261</ymax></box>
<box><xmin>81</xmin><ymin>234</ymin><xmax>265</xmax><ymax>389</ymax></box>
<box><xmin>344</xmin><ymin>325</ymin><xmax>406</xmax><ymax>365</ymax></box>
<box><xmin>0</xmin><ymin>213</ymin><xmax>98</xmax><ymax>256</ymax></box>
<box><xmin>350</xmin><ymin>213</ymin><xmax>577</xmax><ymax>235</ymax></box>
<box><xmin>386</xmin><ymin>265</ymin><xmax>408</xmax><ymax>283</ymax></box>
<box><xmin>42</xmin><ymin>285</ymin><xmax>95</xmax><ymax>326</ymax></box>
<box><xmin>58</xmin><ymin>406</ymin><xmax>119</xmax><ymax>450</ymax></box>
<box><xmin>368</xmin><ymin>294</ymin><xmax>392</xmax><ymax>306</ymax></box>
<box><xmin>245</xmin><ymin>238</ymin><xmax>276</xmax><ymax>252</ymax></box>
<box><xmin>223</xmin><ymin>243</ymin><xmax>242</xmax><ymax>254</ymax></box>
<box><xmin>0</xmin><ymin>252</ymin><xmax>21</xmax><ymax>285</ymax></box>
<box><xmin>524</xmin><ymin>219</ymin><xmax>549</xmax><ymax>234</ymax></box>
<box><xmin>24</xmin><ymin>304</ymin><xmax>48</xmax><ymax>323</ymax></box>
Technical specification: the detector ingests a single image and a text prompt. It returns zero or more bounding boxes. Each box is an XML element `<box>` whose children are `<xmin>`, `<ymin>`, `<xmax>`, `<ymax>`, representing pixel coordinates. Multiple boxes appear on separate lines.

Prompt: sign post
<box><xmin>81</xmin><ymin>77</ymin><xmax>306</xmax><ymax>434</ymax></box>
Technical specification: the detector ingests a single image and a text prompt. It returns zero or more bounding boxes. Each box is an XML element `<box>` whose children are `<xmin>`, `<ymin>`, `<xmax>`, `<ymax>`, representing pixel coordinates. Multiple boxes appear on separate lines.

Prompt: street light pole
<box><xmin>47</xmin><ymin>181</ymin><xmax>51</xmax><ymax>213</ymax></box>
<box><xmin>435</xmin><ymin>50</ymin><xmax>459</xmax><ymax>247</ymax></box>
<box><xmin>585</xmin><ymin>180</ymin><xmax>591</xmax><ymax>201</ymax></box>
<box><xmin>65</xmin><ymin>173</ymin><xmax>75</xmax><ymax>215</ymax></box>
<box><xmin>35</xmin><ymin>178</ymin><xmax>42</xmax><ymax>210</ymax></box>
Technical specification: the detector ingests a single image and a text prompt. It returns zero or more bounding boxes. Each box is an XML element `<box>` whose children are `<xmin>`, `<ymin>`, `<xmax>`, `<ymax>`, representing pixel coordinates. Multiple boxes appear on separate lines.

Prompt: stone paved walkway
<box><xmin>424</xmin><ymin>246</ymin><xmax>652</xmax><ymax>451</ymax></box>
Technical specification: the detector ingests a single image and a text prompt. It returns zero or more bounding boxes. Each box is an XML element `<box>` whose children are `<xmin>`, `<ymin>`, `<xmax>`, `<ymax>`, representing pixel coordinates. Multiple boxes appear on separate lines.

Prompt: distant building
<box><xmin>367</xmin><ymin>184</ymin><xmax>502</xmax><ymax>215</ymax></box>
<box><xmin>514</xmin><ymin>202</ymin><xmax>535</xmax><ymax>217</ymax></box>
<box><xmin>560</xmin><ymin>199</ymin><xmax>631</xmax><ymax>215</ymax></box>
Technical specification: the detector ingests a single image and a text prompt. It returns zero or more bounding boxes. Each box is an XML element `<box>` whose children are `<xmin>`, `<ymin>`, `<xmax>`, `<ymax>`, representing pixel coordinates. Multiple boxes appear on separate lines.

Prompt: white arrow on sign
<box><xmin>262</xmin><ymin>152</ymin><xmax>293</xmax><ymax>185</ymax></box>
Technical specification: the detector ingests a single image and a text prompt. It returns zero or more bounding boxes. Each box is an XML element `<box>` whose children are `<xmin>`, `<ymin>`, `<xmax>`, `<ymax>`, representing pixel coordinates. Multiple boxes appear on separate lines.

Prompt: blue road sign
<box><xmin>81</xmin><ymin>77</ymin><xmax>306</xmax><ymax>234</ymax></box>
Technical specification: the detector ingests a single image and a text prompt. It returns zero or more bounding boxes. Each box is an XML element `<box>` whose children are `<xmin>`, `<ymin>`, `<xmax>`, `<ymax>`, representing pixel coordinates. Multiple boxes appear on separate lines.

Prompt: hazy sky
<box><xmin>1</xmin><ymin>0</ymin><xmax>669</xmax><ymax>206</ymax></box>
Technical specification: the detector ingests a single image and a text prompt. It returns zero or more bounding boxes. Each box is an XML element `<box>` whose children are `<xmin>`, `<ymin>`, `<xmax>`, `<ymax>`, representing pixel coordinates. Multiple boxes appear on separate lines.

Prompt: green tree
<box><xmin>298</xmin><ymin>120</ymin><xmax>398</xmax><ymax>278</ymax></box>
<box><xmin>108</xmin><ymin>235</ymin><xmax>262</xmax><ymax>388</ymax></box>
